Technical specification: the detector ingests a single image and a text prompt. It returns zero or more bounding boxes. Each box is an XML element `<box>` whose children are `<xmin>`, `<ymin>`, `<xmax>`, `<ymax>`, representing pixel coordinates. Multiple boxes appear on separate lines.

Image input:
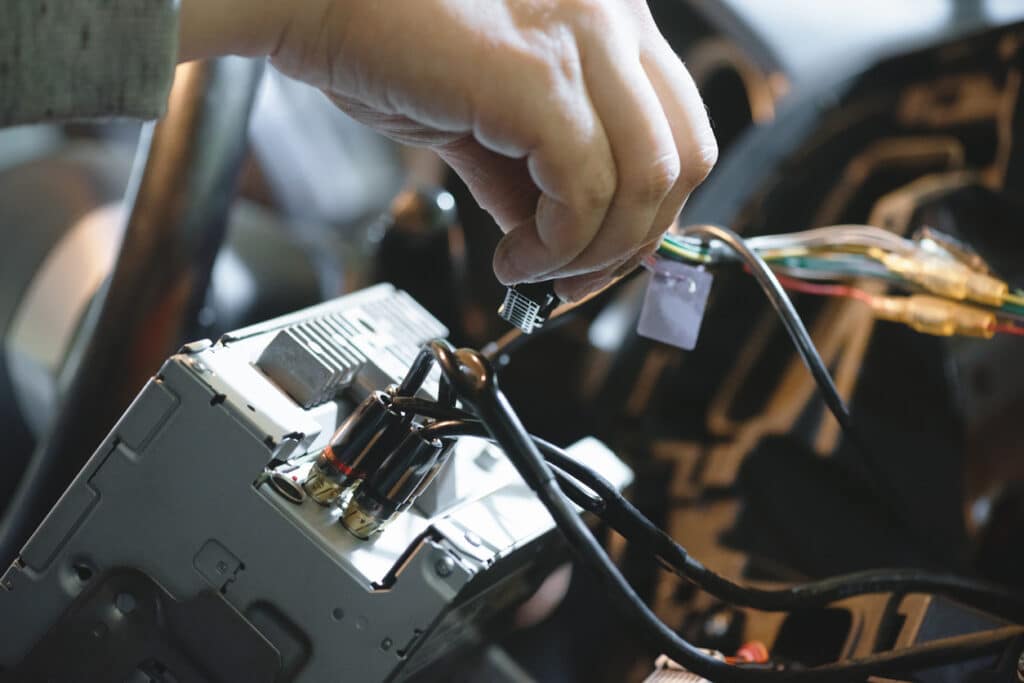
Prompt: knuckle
<box><xmin>553</xmin><ymin>42</ymin><xmax>583</xmax><ymax>84</ymax></box>
<box><xmin>626</xmin><ymin>152</ymin><xmax>680</xmax><ymax>205</ymax></box>
<box><xmin>568</xmin><ymin>0</ymin><xmax>615</xmax><ymax>32</ymax></box>
<box><xmin>571</xmin><ymin>165</ymin><xmax>617</xmax><ymax>214</ymax></box>
<box><xmin>570</xmin><ymin>0</ymin><xmax>604</xmax><ymax>18</ymax></box>
<box><xmin>536</xmin><ymin>196</ymin><xmax>586</xmax><ymax>258</ymax></box>
<box><xmin>682</xmin><ymin>137</ymin><xmax>718</xmax><ymax>187</ymax></box>
<box><xmin>519</xmin><ymin>10</ymin><xmax>584</xmax><ymax>86</ymax></box>
<box><xmin>519</xmin><ymin>49</ymin><xmax>561</xmax><ymax>93</ymax></box>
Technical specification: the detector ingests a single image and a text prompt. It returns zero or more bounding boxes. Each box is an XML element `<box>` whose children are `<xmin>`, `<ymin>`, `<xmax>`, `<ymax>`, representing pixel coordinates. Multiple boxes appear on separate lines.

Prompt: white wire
<box><xmin>745</xmin><ymin>224</ymin><xmax>920</xmax><ymax>255</ymax></box>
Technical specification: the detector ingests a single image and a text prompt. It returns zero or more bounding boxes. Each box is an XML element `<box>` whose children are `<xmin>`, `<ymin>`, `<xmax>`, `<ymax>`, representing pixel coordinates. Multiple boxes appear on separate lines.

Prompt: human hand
<box><xmin>180</xmin><ymin>0</ymin><xmax>717</xmax><ymax>302</ymax></box>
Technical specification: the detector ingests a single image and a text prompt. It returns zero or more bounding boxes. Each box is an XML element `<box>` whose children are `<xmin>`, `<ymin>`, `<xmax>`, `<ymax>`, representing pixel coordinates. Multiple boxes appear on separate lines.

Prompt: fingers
<box><xmin>641</xmin><ymin>46</ymin><xmax>718</xmax><ymax>236</ymax></box>
<box><xmin>471</xmin><ymin>41</ymin><xmax>617</xmax><ymax>285</ymax></box>
<box><xmin>473</xmin><ymin>2</ymin><xmax>715</xmax><ymax>288</ymax></box>
<box><xmin>553</xmin><ymin>235</ymin><xmax>662</xmax><ymax>303</ymax></box>
<box><xmin>537</xmin><ymin>15</ymin><xmax>678</xmax><ymax>281</ymax></box>
<box><xmin>269</xmin><ymin>0</ymin><xmax>716</xmax><ymax>295</ymax></box>
<box><xmin>545</xmin><ymin>33</ymin><xmax>717</xmax><ymax>302</ymax></box>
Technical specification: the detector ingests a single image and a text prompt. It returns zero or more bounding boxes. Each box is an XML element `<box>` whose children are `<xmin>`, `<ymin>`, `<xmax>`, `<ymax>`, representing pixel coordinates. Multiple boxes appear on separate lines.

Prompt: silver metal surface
<box><xmin>0</xmin><ymin>285</ymin><xmax>631</xmax><ymax>681</ymax></box>
<box><xmin>0</xmin><ymin>57</ymin><xmax>267</xmax><ymax>571</ymax></box>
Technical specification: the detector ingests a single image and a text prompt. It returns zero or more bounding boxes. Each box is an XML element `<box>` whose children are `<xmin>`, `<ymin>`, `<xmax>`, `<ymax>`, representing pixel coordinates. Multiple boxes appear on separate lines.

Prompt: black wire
<box><xmin>437</xmin><ymin>376</ymin><xmax>457</xmax><ymax>407</ymax></box>
<box><xmin>396</xmin><ymin>340</ymin><xmax>459</xmax><ymax>406</ymax></box>
<box><xmin>389</xmin><ymin>397</ymin><xmax>472</xmax><ymax>422</ymax></box>
<box><xmin>676</xmin><ymin>225</ymin><xmax>853</xmax><ymax>435</ymax></box>
<box><xmin>538</xmin><ymin>438</ymin><xmax>1024</xmax><ymax>622</ymax></box>
<box><xmin>549</xmin><ymin>464</ymin><xmax>606</xmax><ymax>512</ymax></box>
<box><xmin>676</xmin><ymin>225</ymin><xmax>948</xmax><ymax>563</ymax></box>
<box><xmin>418</xmin><ymin>344</ymin><xmax>1024</xmax><ymax>681</ymax></box>
<box><xmin>397</xmin><ymin>346</ymin><xmax>437</xmax><ymax>397</ymax></box>
<box><xmin>418</xmin><ymin>418</ymin><xmax>1024</xmax><ymax>623</ymax></box>
<box><xmin>482</xmin><ymin>306</ymin><xmax>581</xmax><ymax>362</ymax></box>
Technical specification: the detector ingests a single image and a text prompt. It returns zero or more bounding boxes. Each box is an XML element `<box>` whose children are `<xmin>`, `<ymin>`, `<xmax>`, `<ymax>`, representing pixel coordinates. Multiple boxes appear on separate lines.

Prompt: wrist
<box><xmin>178</xmin><ymin>0</ymin><xmax>294</xmax><ymax>62</ymax></box>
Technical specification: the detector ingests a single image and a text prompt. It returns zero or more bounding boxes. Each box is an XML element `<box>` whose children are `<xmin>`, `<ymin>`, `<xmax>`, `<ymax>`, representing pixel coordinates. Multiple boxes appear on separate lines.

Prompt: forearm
<box><xmin>177</xmin><ymin>0</ymin><xmax>293</xmax><ymax>63</ymax></box>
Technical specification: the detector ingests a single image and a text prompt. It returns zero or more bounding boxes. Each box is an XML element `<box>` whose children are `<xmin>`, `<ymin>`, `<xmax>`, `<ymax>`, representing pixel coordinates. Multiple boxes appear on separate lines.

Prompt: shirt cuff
<box><xmin>0</xmin><ymin>0</ymin><xmax>179</xmax><ymax>126</ymax></box>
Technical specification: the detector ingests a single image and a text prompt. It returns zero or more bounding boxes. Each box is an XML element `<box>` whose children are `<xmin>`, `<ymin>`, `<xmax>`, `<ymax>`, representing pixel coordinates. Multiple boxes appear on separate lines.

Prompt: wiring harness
<box><xmin>654</xmin><ymin>223</ymin><xmax>1024</xmax><ymax>338</ymax></box>
<box><xmin>392</xmin><ymin>340</ymin><xmax>1024</xmax><ymax>682</ymax></box>
<box><xmin>427</xmin><ymin>221</ymin><xmax>1024</xmax><ymax>678</ymax></box>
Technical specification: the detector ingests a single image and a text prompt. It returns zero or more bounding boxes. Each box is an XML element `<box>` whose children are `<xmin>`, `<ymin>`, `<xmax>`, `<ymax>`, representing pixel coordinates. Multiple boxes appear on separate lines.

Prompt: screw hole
<box><xmin>332</xmin><ymin>607</ymin><xmax>345</xmax><ymax>621</ymax></box>
<box><xmin>72</xmin><ymin>562</ymin><xmax>94</xmax><ymax>582</ymax></box>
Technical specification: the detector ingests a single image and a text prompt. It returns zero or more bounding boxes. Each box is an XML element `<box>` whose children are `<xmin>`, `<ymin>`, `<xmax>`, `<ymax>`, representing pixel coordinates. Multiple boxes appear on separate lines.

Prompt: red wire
<box><xmin>776</xmin><ymin>273</ymin><xmax>1024</xmax><ymax>338</ymax></box>
<box><xmin>772</xmin><ymin>273</ymin><xmax>877</xmax><ymax>305</ymax></box>
<box><xmin>775</xmin><ymin>274</ymin><xmax>1024</xmax><ymax>337</ymax></box>
<box><xmin>994</xmin><ymin>322</ymin><xmax>1024</xmax><ymax>337</ymax></box>
<box><xmin>694</xmin><ymin>258</ymin><xmax>1024</xmax><ymax>338</ymax></box>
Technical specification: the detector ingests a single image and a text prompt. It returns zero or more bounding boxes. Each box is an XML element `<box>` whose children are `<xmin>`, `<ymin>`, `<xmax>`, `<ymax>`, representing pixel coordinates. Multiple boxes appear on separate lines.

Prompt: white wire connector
<box><xmin>498</xmin><ymin>283</ymin><xmax>559</xmax><ymax>334</ymax></box>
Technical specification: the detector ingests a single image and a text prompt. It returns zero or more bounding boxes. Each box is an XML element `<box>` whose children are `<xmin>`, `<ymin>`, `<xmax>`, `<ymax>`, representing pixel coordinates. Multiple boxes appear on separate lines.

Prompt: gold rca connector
<box><xmin>869</xmin><ymin>294</ymin><xmax>995</xmax><ymax>338</ymax></box>
<box><xmin>302</xmin><ymin>391</ymin><xmax>396</xmax><ymax>506</ymax></box>
<box><xmin>870</xmin><ymin>249</ymin><xmax>1007</xmax><ymax>306</ymax></box>
<box><xmin>341</xmin><ymin>430</ymin><xmax>444</xmax><ymax>539</ymax></box>
<box><xmin>302</xmin><ymin>465</ymin><xmax>344</xmax><ymax>505</ymax></box>
<box><xmin>340</xmin><ymin>495</ymin><xmax>386</xmax><ymax>540</ymax></box>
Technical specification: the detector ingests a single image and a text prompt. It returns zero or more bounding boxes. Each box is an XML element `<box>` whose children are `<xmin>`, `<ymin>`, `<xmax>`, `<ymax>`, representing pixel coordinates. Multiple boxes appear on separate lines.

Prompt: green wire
<box><xmin>1001</xmin><ymin>302</ymin><xmax>1024</xmax><ymax>317</ymax></box>
<box><xmin>661</xmin><ymin>235</ymin><xmax>710</xmax><ymax>258</ymax></box>
<box><xmin>657</xmin><ymin>236</ymin><xmax>1024</xmax><ymax>325</ymax></box>
<box><xmin>656</xmin><ymin>241</ymin><xmax>708</xmax><ymax>264</ymax></box>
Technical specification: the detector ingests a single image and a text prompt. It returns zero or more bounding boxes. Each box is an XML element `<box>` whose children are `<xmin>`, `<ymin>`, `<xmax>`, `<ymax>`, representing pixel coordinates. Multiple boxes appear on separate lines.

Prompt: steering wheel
<box><xmin>0</xmin><ymin>58</ymin><xmax>264</xmax><ymax>566</ymax></box>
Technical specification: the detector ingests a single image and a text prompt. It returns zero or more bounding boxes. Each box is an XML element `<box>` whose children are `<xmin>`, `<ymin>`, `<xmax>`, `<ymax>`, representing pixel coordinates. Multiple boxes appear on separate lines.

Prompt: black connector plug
<box><xmin>302</xmin><ymin>391</ymin><xmax>400</xmax><ymax>505</ymax></box>
<box><xmin>341</xmin><ymin>430</ymin><xmax>444</xmax><ymax>539</ymax></box>
<box><xmin>497</xmin><ymin>282</ymin><xmax>558</xmax><ymax>334</ymax></box>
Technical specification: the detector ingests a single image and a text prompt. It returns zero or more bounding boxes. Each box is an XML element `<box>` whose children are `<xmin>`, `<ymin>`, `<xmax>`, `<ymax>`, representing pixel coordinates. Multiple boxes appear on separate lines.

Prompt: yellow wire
<box><xmin>758</xmin><ymin>244</ymin><xmax>878</xmax><ymax>263</ymax></box>
<box><xmin>1004</xmin><ymin>292</ymin><xmax>1024</xmax><ymax>307</ymax></box>
<box><xmin>659</xmin><ymin>240</ymin><xmax>712</xmax><ymax>264</ymax></box>
<box><xmin>758</xmin><ymin>247</ymin><xmax>811</xmax><ymax>260</ymax></box>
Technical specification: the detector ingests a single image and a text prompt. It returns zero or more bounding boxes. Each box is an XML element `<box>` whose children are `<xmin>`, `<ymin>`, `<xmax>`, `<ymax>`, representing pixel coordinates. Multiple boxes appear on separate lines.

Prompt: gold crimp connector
<box><xmin>301</xmin><ymin>391</ymin><xmax>398</xmax><ymax>506</ymax></box>
<box><xmin>870</xmin><ymin>294</ymin><xmax>995</xmax><ymax>338</ymax></box>
<box><xmin>872</xmin><ymin>251</ymin><xmax>1008</xmax><ymax>306</ymax></box>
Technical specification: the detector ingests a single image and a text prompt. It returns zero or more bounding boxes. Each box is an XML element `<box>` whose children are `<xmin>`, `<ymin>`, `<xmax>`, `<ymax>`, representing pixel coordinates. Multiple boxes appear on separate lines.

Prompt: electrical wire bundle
<box><xmin>409</xmin><ymin>222</ymin><xmax>1024</xmax><ymax>679</ymax></box>
<box><xmin>391</xmin><ymin>341</ymin><xmax>1024</xmax><ymax>682</ymax></box>
<box><xmin>654</xmin><ymin>223</ymin><xmax>1024</xmax><ymax>339</ymax></box>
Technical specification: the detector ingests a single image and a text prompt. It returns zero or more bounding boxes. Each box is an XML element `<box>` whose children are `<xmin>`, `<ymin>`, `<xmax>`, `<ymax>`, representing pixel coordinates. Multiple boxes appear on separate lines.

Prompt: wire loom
<box><xmin>654</xmin><ymin>223</ymin><xmax>1024</xmax><ymax>336</ymax></box>
<box><xmin>394</xmin><ymin>340</ymin><xmax>1024</xmax><ymax>682</ymax></box>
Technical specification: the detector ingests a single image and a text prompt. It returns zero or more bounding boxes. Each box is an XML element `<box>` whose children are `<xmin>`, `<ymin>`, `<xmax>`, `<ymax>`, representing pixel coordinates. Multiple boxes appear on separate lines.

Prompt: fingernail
<box><xmin>553</xmin><ymin>282</ymin><xmax>578</xmax><ymax>303</ymax></box>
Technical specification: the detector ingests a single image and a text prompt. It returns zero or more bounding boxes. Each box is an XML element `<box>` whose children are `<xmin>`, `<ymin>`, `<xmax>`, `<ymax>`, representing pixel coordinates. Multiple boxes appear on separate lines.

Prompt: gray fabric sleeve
<box><xmin>0</xmin><ymin>0</ymin><xmax>179</xmax><ymax>126</ymax></box>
